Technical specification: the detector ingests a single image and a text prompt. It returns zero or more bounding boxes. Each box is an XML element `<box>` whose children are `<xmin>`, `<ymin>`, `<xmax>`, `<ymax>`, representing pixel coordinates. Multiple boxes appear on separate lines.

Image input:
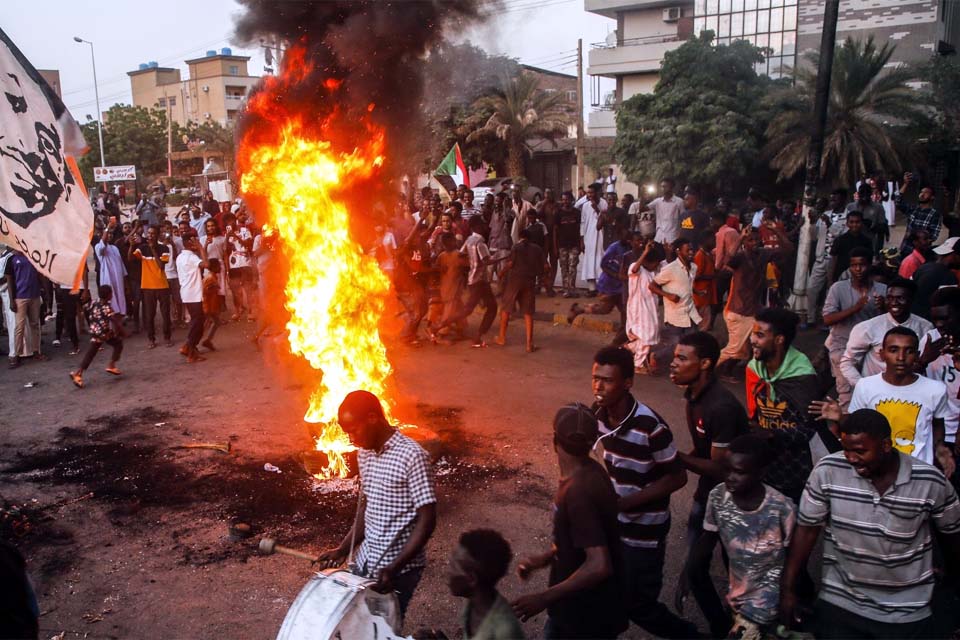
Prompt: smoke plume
<box><xmin>233</xmin><ymin>0</ymin><xmax>487</xmax><ymax>180</ymax></box>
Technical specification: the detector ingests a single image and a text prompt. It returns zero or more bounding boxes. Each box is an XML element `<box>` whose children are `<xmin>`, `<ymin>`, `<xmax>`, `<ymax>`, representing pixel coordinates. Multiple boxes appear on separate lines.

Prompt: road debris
<box><xmin>263</xmin><ymin>463</ymin><xmax>282</xmax><ymax>473</ymax></box>
<box><xmin>171</xmin><ymin>442</ymin><xmax>231</xmax><ymax>454</ymax></box>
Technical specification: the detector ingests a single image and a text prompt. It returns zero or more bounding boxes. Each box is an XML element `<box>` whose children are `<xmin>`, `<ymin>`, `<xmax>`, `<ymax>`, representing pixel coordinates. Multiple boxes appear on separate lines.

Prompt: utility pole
<box><xmin>166</xmin><ymin>91</ymin><xmax>173</xmax><ymax>178</ymax></box>
<box><xmin>787</xmin><ymin>0</ymin><xmax>840</xmax><ymax>322</ymax></box>
<box><xmin>576</xmin><ymin>38</ymin><xmax>584</xmax><ymax>191</ymax></box>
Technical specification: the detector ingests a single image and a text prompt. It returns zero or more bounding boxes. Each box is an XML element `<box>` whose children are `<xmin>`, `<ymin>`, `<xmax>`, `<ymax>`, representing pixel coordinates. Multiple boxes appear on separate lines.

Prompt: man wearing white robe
<box><xmin>95</xmin><ymin>227</ymin><xmax>127</xmax><ymax>316</ymax></box>
<box><xmin>576</xmin><ymin>183</ymin><xmax>607</xmax><ymax>291</ymax></box>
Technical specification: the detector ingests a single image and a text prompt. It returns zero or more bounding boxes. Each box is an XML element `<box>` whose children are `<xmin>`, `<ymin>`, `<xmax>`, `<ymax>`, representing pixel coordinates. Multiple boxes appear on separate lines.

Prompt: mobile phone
<box><xmin>110</xmin><ymin>216</ymin><xmax>117</xmax><ymax>225</ymax></box>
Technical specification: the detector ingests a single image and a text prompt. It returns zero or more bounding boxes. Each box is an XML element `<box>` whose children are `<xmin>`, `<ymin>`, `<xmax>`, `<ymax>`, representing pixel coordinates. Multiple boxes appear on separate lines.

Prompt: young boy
<box><xmin>70</xmin><ymin>285</ymin><xmax>125</xmax><ymax>388</ymax></box>
<box><xmin>495</xmin><ymin>227</ymin><xmax>545</xmax><ymax>353</ymax></box>
<box><xmin>625</xmin><ymin>241</ymin><xmax>665</xmax><ymax>373</ymax></box>
<box><xmin>201</xmin><ymin>258</ymin><xmax>223</xmax><ymax>352</ymax></box>
<box><xmin>687</xmin><ymin>434</ymin><xmax>796</xmax><ymax>639</ymax></box>
<box><xmin>444</xmin><ymin>529</ymin><xmax>525</xmax><ymax>640</ymax></box>
<box><xmin>692</xmin><ymin>234</ymin><xmax>716</xmax><ymax>330</ymax></box>
<box><xmin>432</xmin><ymin>233</ymin><xmax>465</xmax><ymax>343</ymax></box>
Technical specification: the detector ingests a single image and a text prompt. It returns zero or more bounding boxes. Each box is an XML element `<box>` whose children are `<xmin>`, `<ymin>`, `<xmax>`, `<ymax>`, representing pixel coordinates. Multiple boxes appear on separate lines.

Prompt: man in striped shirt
<box><xmin>782</xmin><ymin>408</ymin><xmax>960</xmax><ymax>638</ymax></box>
<box><xmin>591</xmin><ymin>346</ymin><xmax>701</xmax><ymax>638</ymax></box>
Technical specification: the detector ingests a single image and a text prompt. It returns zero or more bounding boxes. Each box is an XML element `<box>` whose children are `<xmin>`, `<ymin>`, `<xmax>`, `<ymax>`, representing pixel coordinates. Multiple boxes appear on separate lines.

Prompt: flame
<box><xmin>238</xmin><ymin>46</ymin><xmax>399</xmax><ymax>478</ymax></box>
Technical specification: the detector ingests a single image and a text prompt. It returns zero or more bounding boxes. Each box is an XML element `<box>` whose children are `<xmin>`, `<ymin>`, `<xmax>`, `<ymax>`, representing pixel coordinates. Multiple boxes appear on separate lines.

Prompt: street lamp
<box><xmin>73</xmin><ymin>36</ymin><xmax>105</xmax><ymax>167</ymax></box>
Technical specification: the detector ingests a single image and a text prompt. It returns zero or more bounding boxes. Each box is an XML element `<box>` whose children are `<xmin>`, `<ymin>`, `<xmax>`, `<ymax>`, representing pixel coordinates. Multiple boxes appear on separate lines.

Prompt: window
<box><xmin>567</xmin><ymin>90</ymin><xmax>577</xmax><ymax>102</ymax></box>
<box><xmin>157</xmin><ymin>97</ymin><xmax>166</xmax><ymax>107</ymax></box>
<box><xmin>168</xmin><ymin>96</ymin><xmax>176</xmax><ymax>106</ymax></box>
<box><xmin>229</xmin><ymin>65</ymin><xmax>239</xmax><ymax>76</ymax></box>
<box><xmin>694</xmin><ymin>0</ymin><xmax>797</xmax><ymax>78</ymax></box>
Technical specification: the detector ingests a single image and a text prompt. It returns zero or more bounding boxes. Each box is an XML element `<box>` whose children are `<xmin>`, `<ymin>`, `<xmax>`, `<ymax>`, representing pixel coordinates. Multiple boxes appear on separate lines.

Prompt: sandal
<box><xmin>69</xmin><ymin>371</ymin><xmax>84</xmax><ymax>388</ymax></box>
<box><xmin>105</xmin><ymin>367</ymin><xmax>122</xmax><ymax>376</ymax></box>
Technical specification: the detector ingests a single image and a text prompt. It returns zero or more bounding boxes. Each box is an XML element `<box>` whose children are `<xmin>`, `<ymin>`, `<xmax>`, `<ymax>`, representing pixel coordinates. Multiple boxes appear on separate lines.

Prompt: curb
<box><xmin>550</xmin><ymin>312</ymin><xmax>617</xmax><ymax>334</ymax></box>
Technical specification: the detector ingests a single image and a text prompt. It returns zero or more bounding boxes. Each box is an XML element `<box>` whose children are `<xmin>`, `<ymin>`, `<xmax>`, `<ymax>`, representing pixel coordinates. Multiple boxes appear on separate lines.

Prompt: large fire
<box><xmin>238</xmin><ymin>46</ymin><xmax>398</xmax><ymax>478</ymax></box>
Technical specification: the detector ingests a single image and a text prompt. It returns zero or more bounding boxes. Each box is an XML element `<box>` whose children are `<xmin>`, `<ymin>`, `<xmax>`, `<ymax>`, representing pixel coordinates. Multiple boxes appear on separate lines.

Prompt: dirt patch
<box><xmin>1</xmin><ymin>404</ymin><xmax>522</xmax><ymax>578</ymax></box>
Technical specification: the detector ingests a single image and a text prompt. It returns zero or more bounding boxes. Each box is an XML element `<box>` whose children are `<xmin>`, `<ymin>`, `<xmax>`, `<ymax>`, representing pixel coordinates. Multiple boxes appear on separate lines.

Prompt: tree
<box><xmin>764</xmin><ymin>36</ymin><xmax>922</xmax><ymax>186</ymax></box>
<box><xmin>460</xmin><ymin>72</ymin><xmax>572</xmax><ymax>178</ymax></box>
<box><xmin>915</xmin><ymin>53</ymin><xmax>960</xmax><ymax>159</ymax></box>
<box><xmin>612</xmin><ymin>32</ymin><xmax>773</xmax><ymax>193</ymax></box>
<box><xmin>418</xmin><ymin>42</ymin><xmax>520</xmax><ymax>174</ymax></box>
<box><xmin>77</xmin><ymin>104</ymin><xmax>183</xmax><ymax>189</ymax></box>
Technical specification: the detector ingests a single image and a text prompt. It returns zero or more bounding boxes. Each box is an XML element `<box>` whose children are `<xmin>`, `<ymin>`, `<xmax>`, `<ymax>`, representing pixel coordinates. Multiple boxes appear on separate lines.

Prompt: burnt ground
<box><xmin>0</xmin><ymin>309</ymin><xmax>715</xmax><ymax>639</ymax></box>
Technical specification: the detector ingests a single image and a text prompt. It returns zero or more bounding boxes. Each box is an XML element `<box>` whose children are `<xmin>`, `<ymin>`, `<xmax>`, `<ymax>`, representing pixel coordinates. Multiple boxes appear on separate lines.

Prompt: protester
<box><xmin>648</xmin><ymin>238</ymin><xmax>700</xmax><ymax>374</ymax></box>
<box><xmin>822</xmin><ymin>247</ymin><xmax>887</xmax><ymax>409</ymax></box>
<box><xmin>912</xmin><ymin>236</ymin><xmax>960</xmax><ymax>319</ymax></box>
<box><xmin>668</xmin><ymin>331</ymin><xmax>749</xmax><ymax>634</ymax></box>
<box><xmin>94</xmin><ymin>223</ymin><xmax>128</xmax><ymax>319</ymax></box>
<box><xmin>898</xmin><ymin>171</ymin><xmax>941</xmax><ymax>257</ymax></box>
<box><xmin>317</xmin><ymin>390</ymin><xmax>437</xmax><ymax>621</ymax></box>
<box><xmin>691</xmin><ymin>234</ymin><xmax>716</xmax><ymax>330</ymax></box>
<box><xmin>624</xmin><ymin>241</ymin><xmax>665</xmax><ymax>373</ymax></box>
<box><xmin>577</xmin><ymin>183</ymin><xmax>607</xmax><ymax>293</ymax></box>
<box><xmin>897</xmin><ymin>229</ymin><xmax>932</xmax><ymax>279</ymax></box>
<box><xmin>512</xmin><ymin>403</ymin><xmax>626</xmax><ymax>639</ymax></box>
<box><xmin>829</xmin><ymin>209</ymin><xmax>873</xmax><ymax>281</ymax></box>
<box><xmin>225</xmin><ymin>213</ymin><xmax>257</xmax><ymax>322</ymax></box>
<box><xmin>746</xmin><ymin>308</ymin><xmax>831</xmax><ymax>503</ymax></box>
<box><xmin>567</xmin><ymin>227</ymin><xmax>634</xmax><ymax>333</ymax></box>
<box><xmin>599</xmin><ymin>192</ymin><xmax>628</xmax><ymax>251</ymax></box>
<box><xmin>70</xmin><ymin>284</ymin><xmax>123</xmax><ymax>388</ymax></box>
<box><xmin>162</xmin><ymin>220</ymin><xmax>184</xmax><ymax>327</ymax></box>
<box><xmin>495</xmin><ymin>227</ymin><xmax>545</xmax><ymax>353</ymax></box>
<box><xmin>805</xmin><ymin>191</ymin><xmax>848</xmax><ymax>325</ymax></box>
<box><xmin>918</xmin><ymin>287</ymin><xmax>960</xmax><ymax>488</ymax></box>
<box><xmin>840</xmin><ymin>278</ymin><xmax>933</xmax><ymax>389</ymax></box>
<box><xmin>637</xmin><ymin>178</ymin><xmax>684</xmax><ymax>246</ymax></box>
<box><xmin>677</xmin><ymin>188</ymin><xmax>708</xmax><ymax>250</ymax></box>
<box><xmin>711</xmin><ymin>209</ymin><xmax>738</xmax><ymax>317</ymax></box>
<box><xmin>176</xmin><ymin>230</ymin><xmax>209</xmax><ymax>363</ymax></box>
<box><xmin>537</xmin><ymin>188</ymin><xmax>558</xmax><ymax>297</ymax></box>
<box><xmin>591</xmin><ymin>347</ymin><xmax>701</xmax><ymax>638</ymax></box>
<box><xmin>129</xmin><ymin>225</ymin><xmax>172</xmax><ymax>349</ymax></box>
<box><xmin>781</xmin><ymin>409</ymin><xmax>960</xmax><ymax>638</ymax></box>
<box><xmin>53</xmin><ymin>272</ymin><xmax>85</xmax><ymax>355</ymax></box>
<box><xmin>4</xmin><ymin>250</ymin><xmax>45</xmax><ymax>368</ymax></box>
<box><xmin>435</xmin><ymin>529</ymin><xmax>525</xmax><ymax>640</ymax></box>
<box><xmin>201</xmin><ymin>258</ymin><xmax>223</xmax><ymax>352</ymax></box>
<box><xmin>688</xmin><ymin>434</ymin><xmax>796</xmax><ymax>639</ymax></box>
<box><xmin>554</xmin><ymin>191</ymin><xmax>583</xmax><ymax>298</ymax></box>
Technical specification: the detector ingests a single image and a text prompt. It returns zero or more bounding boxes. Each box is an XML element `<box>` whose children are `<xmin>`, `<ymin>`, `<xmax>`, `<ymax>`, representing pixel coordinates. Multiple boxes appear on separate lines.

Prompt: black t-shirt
<box><xmin>913</xmin><ymin>261</ymin><xmax>957</xmax><ymax>319</ymax></box>
<box><xmin>509</xmin><ymin>240</ymin><xmax>545</xmax><ymax>282</ymax></box>
<box><xmin>555</xmin><ymin>206</ymin><xmax>582</xmax><ymax>249</ymax></box>
<box><xmin>549</xmin><ymin>460</ymin><xmax>627</xmax><ymax>636</ymax></box>
<box><xmin>830</xmin><ymin>231</ymin><xmax>873</xmax><ymax>275</ymax></box>
<box><xmin>727</xmin><ymin>248</ymin><xmax>780</xmax><ymax>317</ymax></box>
<box><xmin>601</xmin><ymin>207</ymin><xmax>630</xmax><ymax>250</ymax></box>
<box><xmin>678</xmin><ymin>208</ymin><xmax>710</xmax><ymax>248</ymax></box>
<box><xmin>685</xmin><ymin>378</ymin><xmax>750</xmax><ymax>502</ymax></box>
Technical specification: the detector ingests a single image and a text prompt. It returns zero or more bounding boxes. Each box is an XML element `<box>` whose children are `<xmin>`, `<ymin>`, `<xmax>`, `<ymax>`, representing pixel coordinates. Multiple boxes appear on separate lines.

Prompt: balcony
<box><xmin>224</xmin><ymin>94</ymin><xmax>245</xmax><ymax>110</ymax></box>
<box><xmin>588</xmin><ymin>33</ymin><xmax>687</xmax><ymax>77</ymax></box>
<box><xmin>588</xmin><ymin>109</ymin><xmax>617</xmax><ymax>137</ymax></box>
<box><xmin>585</xmin><ymin>0</ymin><xmax>683</xmax><ymax>18</ymax></box>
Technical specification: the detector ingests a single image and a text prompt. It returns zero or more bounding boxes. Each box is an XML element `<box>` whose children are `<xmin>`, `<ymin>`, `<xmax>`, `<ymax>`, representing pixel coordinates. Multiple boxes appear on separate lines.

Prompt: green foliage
<box><xmin>915</xmin><ymin>54</ymin><xmax>960</xmax><ymax>159</ymax></box>
<box><xmin>764</xmin><ymin>36</ymin><xmax>921</xmax><ymax>186</ymax></box>
<box><xmin>612</xmin><ymin>31</ymin><xmax>773</xmax><ymax>193</ymax></box>
<box><xmin>460</xmin><ymin>72</ymin><xmax>573</xmax><ymax>177</ymax></box>
<box><xmin>78</xmin><ymin>104</ymin><xmax>184</xmax><ymax>188</ymax></box>
<box><xmin>418</xmin><ymin>42</ymin><xmax>520</xmax><ymax>173</ymax></box>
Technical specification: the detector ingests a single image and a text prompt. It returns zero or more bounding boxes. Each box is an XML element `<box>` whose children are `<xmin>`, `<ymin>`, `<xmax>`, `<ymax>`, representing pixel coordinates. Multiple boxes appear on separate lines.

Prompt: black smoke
<box><xmin>233</xmin><ymin>0</ymin><xmax>487</xmax><ymax>179</ymax></box>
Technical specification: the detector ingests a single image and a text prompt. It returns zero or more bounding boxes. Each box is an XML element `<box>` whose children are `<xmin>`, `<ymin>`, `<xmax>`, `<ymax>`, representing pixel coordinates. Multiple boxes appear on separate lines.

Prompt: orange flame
<box><xmin>238</xmin><ymin>47</ymin><xmax>398</xmax><ymax>478</ymax></box>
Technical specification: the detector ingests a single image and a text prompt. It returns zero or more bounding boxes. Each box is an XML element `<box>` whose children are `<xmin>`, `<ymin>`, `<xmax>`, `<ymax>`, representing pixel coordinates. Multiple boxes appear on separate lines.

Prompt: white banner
<box><xmin>93</xmin><ymin>165</ymin><xmax>137</xmax><ymax>182</ymax></box>
<box><xmin>0</xmin><ymin>28</ymin><xmax>94</xmax><ymax>286</ymax></box>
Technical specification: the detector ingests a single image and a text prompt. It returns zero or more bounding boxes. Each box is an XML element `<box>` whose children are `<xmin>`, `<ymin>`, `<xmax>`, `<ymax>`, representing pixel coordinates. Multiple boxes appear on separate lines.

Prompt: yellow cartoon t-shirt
<box><xmin>849</xmin><ymin>374</ymin><xmax>948</xmax><ymax>464</ymax></box>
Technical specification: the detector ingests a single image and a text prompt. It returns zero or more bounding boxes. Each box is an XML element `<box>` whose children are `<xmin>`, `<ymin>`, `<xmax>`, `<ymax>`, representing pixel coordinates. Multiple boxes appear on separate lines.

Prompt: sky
<box><xmin>2</xmin><ymin>0</ymin><xmax>616</xmax><ymax>122</ymax></box>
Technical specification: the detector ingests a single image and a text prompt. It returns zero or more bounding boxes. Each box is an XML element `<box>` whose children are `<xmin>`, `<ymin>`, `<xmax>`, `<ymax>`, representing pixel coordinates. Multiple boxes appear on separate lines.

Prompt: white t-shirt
<box><xmin>164</xmin><ymin>237</ymin><xmax>183</xmax><ymax>279</ymax></box>
<box><xmin>176</xmin><ymin>250</ymin><xmax>204</xmax><ymax>304</ymax></box>
<box><xmin>648</xmin><ymin>196</ymin><xmax>684</xmax><ymax>244</ymax></box>
<box><xmin>849</xmin><ymin>373</ymin><xmax>948</xmax><ymax>464</ymax></box>
<box><xmin>227</xmin><ymin>227</ymin><xmax>253</xmax><ymax>269</ymax></box>
<box><xmin>920</xmin><ymin>328</ymin><xmax>960</xmax><ymax>443</ymax></box>
<box><xmin>378</xmin><ymin>232</ymin><xmax>396</xmax><ymax>271</ymax></box>
<box><xmin>252</xmin><ymin>234</ymin><xmax>272</xmax><ymax>277</ymax></box>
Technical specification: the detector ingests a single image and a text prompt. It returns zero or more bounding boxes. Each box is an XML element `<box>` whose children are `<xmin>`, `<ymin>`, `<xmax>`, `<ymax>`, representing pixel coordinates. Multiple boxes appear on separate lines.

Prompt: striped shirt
<box><xmin>799</xmin><ymin>451</ymin><xmax>960</xmax><ymax>623</ymax></box>
<box><xmin>595</xmin><ymin>395</ymin><xmax>680</xmax><ymax>548</ymax></box>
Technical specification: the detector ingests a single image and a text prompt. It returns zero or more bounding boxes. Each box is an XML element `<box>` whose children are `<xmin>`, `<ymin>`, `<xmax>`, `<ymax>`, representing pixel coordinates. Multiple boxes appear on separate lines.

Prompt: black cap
<box><xmin>553</xmin><ymin>403</ymin><xmax>599</xmax><ymax>456</ymax></box>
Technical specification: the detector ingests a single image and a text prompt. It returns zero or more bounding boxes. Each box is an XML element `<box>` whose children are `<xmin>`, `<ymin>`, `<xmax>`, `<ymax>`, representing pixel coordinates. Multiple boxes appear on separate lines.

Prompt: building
<box><xmin>38</xmin><ymin>69</ymin><xmax>62</xmax><ymax>99</ymax></box>
<box><xmin>520</xmin><ymin>65</ymin><xmax>579</xmax><ymax>193</ymax></box>
<box><xmin>127</xmin><ymin>48</ymin><xmax>260</xmax><ymax>128</ymax></box>
<box><xmin>585</xmin><ymin>0</ymin><xmax>960</xmax><ymax>137</ymax></box>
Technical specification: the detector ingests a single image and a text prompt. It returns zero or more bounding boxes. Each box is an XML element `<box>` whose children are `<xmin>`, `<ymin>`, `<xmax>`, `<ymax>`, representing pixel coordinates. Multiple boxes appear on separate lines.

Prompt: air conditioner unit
<box><xmin>202</xmin><ymin>85</ymin><xmax>209</xmax><ymax>93</ymax></box>
<box><xmin>203</xmin><ymin>112</ymin><xmax>211</xmax><ymax>119</ymax></box>
<box><xmin>663</xmin><ymin>7</ymin><xmax>681</xmax><ymax>22</ymax></box>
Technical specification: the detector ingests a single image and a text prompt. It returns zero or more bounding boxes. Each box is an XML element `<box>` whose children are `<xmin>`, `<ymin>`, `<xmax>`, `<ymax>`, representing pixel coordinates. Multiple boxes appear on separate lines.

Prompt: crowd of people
<box><xmin>1</xmin><ymin>189</ymin><xmax>278</xmax><ymax>387</ymax></box>
<box><xmin>3</xmin><ymin>169</ymin><xmax>960</xmax><ymax>640</ymax></box>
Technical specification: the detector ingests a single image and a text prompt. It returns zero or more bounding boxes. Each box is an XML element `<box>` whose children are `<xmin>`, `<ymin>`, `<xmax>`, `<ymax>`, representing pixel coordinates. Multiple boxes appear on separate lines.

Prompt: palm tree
<box><xmin>764</xmin><ymin>36</ymin><xmax>923</xmax><ymax>186</ymax></box>
<box><xmin>461</xmin><ymin>73</ymin><xmax>571</xmax><ymax>178</ymax></box>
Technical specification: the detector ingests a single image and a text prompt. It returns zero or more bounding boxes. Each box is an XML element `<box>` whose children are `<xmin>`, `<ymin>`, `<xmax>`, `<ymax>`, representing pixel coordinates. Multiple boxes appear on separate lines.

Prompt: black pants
<box><xmin>168</xmin><ymin>277</ymin><xmax>183</xmax><ymax>322</ymax></box>
<box><xmin>621</xmin><ymin>541</ymin><xmax>701</xmax><ymax>639</ymax></box>
<box><xmin>54</xmin><ymin>289</ymin><xmax>80</xmax><ymax>350</ymax></box>
<box><xmin>184</xmin><ymin>302</ymin><xmax>205</xmax><ymax>349</ymax></box>
<box><xmin>813</xmin><ymin>599</ymin><xmax>934</xmax><ymax>639</ymax></box>
<box><xmin>441</xmin><ymin>281</ymin><xmax>497</xmax><ymax>337</ymax></box>
<box><xmin>79</xmin><ymin>337</ymin><xmax>123</xmax><ymax>371</ymax></box>
<box><xmin>142</xmin><ymin>288</ymin><xmax>171</xmax><ymax>342</ymax></box>
<box><xmin>686</xmin><ymin>499</ymin><xmax>733</xmax><ymax>638</ymax></box>
<box><xmin>127</xmin><ymin>280</ymin><xmax>142</xmax><ymax>329</ymax></box>
<box><xmin>393</xmin><ymin>567</ymin><xmax>423</xmax><ymax>623</ymax></box>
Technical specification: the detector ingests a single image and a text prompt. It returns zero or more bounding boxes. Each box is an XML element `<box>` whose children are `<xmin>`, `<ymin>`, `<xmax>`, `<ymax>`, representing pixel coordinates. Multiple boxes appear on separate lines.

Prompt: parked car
<box><xmin>471</xmin><ymin>177</ymin><xmax>543</xmax><ymax>205</ymax></box>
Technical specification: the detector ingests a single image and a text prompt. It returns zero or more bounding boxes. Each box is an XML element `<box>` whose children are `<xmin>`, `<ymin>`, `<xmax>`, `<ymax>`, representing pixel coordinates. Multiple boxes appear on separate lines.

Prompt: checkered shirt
<box><xmin>354</xmin><ymin>431</ymin><xmax>436</xmax><ymax>578</ymax></box>
<box><xmin>897</xmin><ymin>193</ymin><xmax>941</xmax><ymax>240</ymax></box>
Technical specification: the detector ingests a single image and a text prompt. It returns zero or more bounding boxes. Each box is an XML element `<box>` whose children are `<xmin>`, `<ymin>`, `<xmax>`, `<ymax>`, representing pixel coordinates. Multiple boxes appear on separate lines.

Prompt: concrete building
<box><xmin>127</xmin><ymin>48</ymin><xmax>260</xmax><ymax>128</ymax></box>
<box><xmin>585</xmin><ymin>0</ymin><xmax>960</xmax><ymax>136</ymax></box>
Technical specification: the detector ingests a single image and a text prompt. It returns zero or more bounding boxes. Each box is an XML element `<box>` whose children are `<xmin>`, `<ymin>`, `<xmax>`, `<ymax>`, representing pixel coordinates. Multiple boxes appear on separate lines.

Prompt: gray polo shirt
<box><xmin>799</xmin><ymin>451</ymin><xmax>960</xmax><ymax>623</ymax></box>
<box><xmin>822</xmin><ymin>280</ymin><xmax>887</xmax><ymax>354</ymax></box>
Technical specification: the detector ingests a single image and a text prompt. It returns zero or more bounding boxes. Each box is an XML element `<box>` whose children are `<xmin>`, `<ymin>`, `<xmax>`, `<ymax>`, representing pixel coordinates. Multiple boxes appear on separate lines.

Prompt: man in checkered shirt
<box><xmin>317</xmin><ymin>390</ymin><xmax>437</xmax><ymax>619</ymax></box>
